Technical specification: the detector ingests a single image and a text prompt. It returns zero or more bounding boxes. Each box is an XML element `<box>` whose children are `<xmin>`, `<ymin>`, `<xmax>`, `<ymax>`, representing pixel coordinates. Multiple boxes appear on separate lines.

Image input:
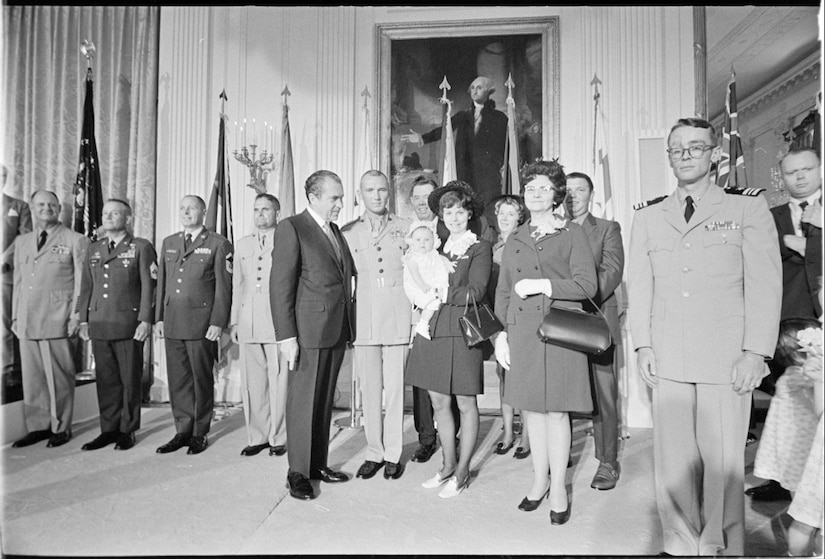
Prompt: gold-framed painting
<box><xmin>376</xmin><ymin>17</ymin><xmax>560</xmax><ymax>216</ymax></box>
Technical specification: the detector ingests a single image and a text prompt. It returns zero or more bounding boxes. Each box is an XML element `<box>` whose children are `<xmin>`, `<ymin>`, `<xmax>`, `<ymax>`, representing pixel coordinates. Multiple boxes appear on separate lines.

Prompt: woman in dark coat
<box><xmin>494</xmin><ymin>160</ymin><xmax>597</xmax><ymax>524</ymax></box>
<box><xmin>406</xmin><ymin>180</ymin><xmax>492</xmax><ymax>499</ymax></box>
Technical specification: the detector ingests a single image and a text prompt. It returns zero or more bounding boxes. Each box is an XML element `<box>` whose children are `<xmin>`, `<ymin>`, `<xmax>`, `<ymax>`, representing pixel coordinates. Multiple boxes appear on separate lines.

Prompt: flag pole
<box><xmin>590</xmin><ymin>73</ymin><xmax>601</xmax><ymax>173</ymax></box>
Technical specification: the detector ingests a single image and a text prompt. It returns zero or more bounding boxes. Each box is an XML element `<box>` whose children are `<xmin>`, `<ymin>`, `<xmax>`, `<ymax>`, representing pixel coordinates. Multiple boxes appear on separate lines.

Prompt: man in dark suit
<box><xmin>772</xmin><ymin>147</ymin><xmax>821</xmax><ymax>320</ymax></box>
<box><xmin>155</xmin><ymin>195</ymin><xmax>233</xmax><ymax>455</ymax></box>
<box><xmin>402</xmin><ymin>76</ymin><xmax>508</xmax><ymax>222</ymax></box>
<box><xmin>566</xmin><ymin>171</ymin><xmax>625</xmax><ymax>491</ymax></box>
<box><xmin>12</xmin><ymin>190</ymin><xmax>89</xmax><ymax>447</ymax></box>
<box><xmin>271</xmin><ymin>170</ymin><xmax>356</xmax><ymax>500</ymax></box>
<box><xmin>746</xmin><ymin>147</ymin><xmax>822</xmax><ymax>502</ymax></box>
<box><xmin>78</xmin><ymin>199</ymin><xmax>157</xmax><ymax>451</ymax></box>
<box><xmin>2</xmin><ymin>165</ymin><xmax>32</xmax><ymax>400</ymax></box>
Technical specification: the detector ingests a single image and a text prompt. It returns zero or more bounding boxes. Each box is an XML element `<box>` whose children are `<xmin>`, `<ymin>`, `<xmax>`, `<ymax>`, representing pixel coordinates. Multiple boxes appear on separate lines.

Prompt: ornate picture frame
<box><xmin>376</xmin><ymin>17</ymin><xmax>560</xmax><ymax>215</ymax></box>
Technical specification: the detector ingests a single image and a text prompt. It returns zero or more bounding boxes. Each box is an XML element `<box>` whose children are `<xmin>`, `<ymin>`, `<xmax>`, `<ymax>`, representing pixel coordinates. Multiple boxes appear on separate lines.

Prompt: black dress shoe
<box><xmin>47</xmin><ymin>430</ymin><xmax>72</xmax><ymax>447</ymax></box>
<box><xmin>383</xmin><ymin>462</ymin><xmax>404</xmax><ymax>480</ymax></box>
<box><xmin>187</xmin><ymin>436</ymin><xmax>208</xmax><ymax>454</ymax></box>
<box><xmin>12</xmin><ymin>429</ymin><xmax>51</xmax><ymax>448</ymax></box>
<box><xmin>241</xmin><ymin>443</ymin><xmax>269</xmax><ymax>456</ymax></box>
<box><xmin>115</xmin><ymin>432</ymin><xmax>136</xmax><ymax>450</ymax></box>
<box><xmin>518</xmin><ymin>489</ymin><xmax>549</xmax><ymax>512</ymax></box>
<box><xmin>411</xmin><ymin>442</ymin><xmax>437</xmax><ymax>463</ymax></box>
<box><xmin>746</xmin><ymin>480</ymin><xmax>791</xmax><ymax>501</ymax></box>
<box><xmin>356</xmin><ymin>460</ymin><xmax>384</xmax><ymax>479</ymax></box>
<box><xmin>156</xmin><ymin>433</ymin><xmax>191</xmax><ymax>454</ymax></box>
<box><xmin>312</xmin><ymin>467</ymin><xmax>349</xmax><ymax>483</ymax></box>
<box><xmin>286</xmin><ymin>471</ymin><xmax>315</xmax><ymax>500</ymax></box>
<box><xmin>269</xmin><ymin>445</ymin><xmax>286</xmax><ymax>456</ymax></box>
<box><xmin>82</xmin><ymin>431</ymin><xmax>120</xmax><ymax>450</ymax></box>
<box><xmin>550</xmin><ymin>507</ymin><xmax>570</xmax><ymax>525</ymax></box>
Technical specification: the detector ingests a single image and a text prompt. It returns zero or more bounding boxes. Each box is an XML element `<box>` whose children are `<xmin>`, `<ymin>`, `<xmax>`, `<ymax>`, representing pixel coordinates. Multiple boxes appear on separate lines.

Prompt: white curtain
<box><xmin>2</xmin><ymin>6</ymin><xmax>160</xmax><ymax>240</ymax></box>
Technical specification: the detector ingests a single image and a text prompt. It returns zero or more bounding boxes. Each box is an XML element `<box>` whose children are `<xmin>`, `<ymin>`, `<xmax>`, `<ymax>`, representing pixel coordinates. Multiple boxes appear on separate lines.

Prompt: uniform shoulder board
<box><xmin>724</xmin><ymin>186</ymin><xmax>764</xmax><ymax>196</ymax></box>
<box><xmin>633</xmin><ymin>195</ymin><xmax>668</xmax><ymax>211</ymax></box>
<box><xmin>339</xmin><ymin>218</ymin><xmax>359</xmax><ymax>233</ymax></box>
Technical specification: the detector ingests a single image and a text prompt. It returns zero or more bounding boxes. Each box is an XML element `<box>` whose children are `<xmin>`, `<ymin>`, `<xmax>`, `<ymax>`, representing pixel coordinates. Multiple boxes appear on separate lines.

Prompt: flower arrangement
<box><xmin>530</xmin><ymin>213</ymin><xmax>568</xmax><ymax>240</ymax></box>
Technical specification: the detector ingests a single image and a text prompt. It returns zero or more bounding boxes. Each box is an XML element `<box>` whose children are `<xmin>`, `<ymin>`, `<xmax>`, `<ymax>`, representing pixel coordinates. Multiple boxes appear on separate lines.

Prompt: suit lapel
<box><xmin>661</xmin><ymin>192</ymin><xmax>689</xmax><ymax>235</ymax></box>
<box><xmin>775</xmin><ymin>204</ymin><xmax>794</xmax><ymax>235</ymax></box>
<box><xmin>104</xmin><ymin>233</ymin><xmax>134</xmax><ymax>263</ymax></box>
<box><xmin>300</xmin><ymin>210</ymin><xmax>341</xmax><ymax>273</ymax></box>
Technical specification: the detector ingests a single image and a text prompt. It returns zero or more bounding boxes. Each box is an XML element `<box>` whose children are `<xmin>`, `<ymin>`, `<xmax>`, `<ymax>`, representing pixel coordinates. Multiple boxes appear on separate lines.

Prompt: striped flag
<box><xmin>73</xmin><ymin>68</ymin><xmax>104</xmax><ymax>240</ymax></box>
<box><xmin>278</xmin><ymin>87</ymin><xmax>296</xmax><ymax>218</ymax></box>
<box><xmin>501</xmin><ymin>74</ymin><xmax>520</xmax><ymax>195</ymax></box>
<box><xmin>206</xmin><ymin>91</ymin><xmax>234</xmax><ymax>242</ymax></box>
<box><xmin>716</xmin><ymin>67</ymin><xmax>747</xmax><ymax>188</ymax></box>
<box><xmin>591</xmin><ymin>100</ymin><xmax>614</xmax><ymax>220</ymax></box>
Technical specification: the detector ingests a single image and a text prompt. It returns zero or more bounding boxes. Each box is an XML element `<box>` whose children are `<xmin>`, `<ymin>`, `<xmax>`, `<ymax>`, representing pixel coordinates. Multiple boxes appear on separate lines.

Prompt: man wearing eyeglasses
<box><xmin>627</xmin><ymin>117</ymin><xmax>782</xmax><ymax>556</ymax></box>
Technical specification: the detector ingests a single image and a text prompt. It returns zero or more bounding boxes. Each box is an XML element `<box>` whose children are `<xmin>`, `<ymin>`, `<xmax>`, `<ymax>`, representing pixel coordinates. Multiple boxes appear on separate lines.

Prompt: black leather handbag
<box><xmin>458</xmin><ymin>291</ymin><xmax>504</xmax><ymax>347</ymax></box>
<box><xmin>537</xmin><ymin>280</ymin><xmax>612</xmax><ymax>355</ymax></box>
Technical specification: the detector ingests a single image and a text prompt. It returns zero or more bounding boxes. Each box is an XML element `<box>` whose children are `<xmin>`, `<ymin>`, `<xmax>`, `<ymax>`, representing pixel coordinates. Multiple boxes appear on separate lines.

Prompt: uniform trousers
<box><xmin>355</xmin><ymin>344</ymin><xmax>408</xmax><ymax>463</ymax></box>
<box><xmin>590</xmin><ymin>345</ymin><xmax>619</xmax><ymax>465</ymax></box>
<box><xmin>286</xmin><ymin>340</ymin><xmax>346</xmax><ymax>478</ymax></box>
<box><xmin>20</xmin><ymin>338</ymin><xmax>76</xmax><ymax>433</ymax></box>
<box><xmin>164</xmin><ymin>338</ymin><xmax>217</xmax><ymax>437</ymax></box>
<box><xmin>653</xmin><ymin>378</ymin><xmax>750</xmax><ymax>556</ymax></box>
<box><xmin>239</xmin><ymin>342</ymin><xmax>288</xmax><ymax>447</ymax></box>
<box><xmin>412</xmin><ymin>386</ymin><xmax>437</xmax><ymax>446</ymax></box>
<box><xmin>91</xmin><ymin>338</ymin><xmax>143</xmax><ymax>434</ymax></box>
<box><xmin>2</xmin><ymin>279</ymin><xmax>21</xmax><ymax>378</ymax></box>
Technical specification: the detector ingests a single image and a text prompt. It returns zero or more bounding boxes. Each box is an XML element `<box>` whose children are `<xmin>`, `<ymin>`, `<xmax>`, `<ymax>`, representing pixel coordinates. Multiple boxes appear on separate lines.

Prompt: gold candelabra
<box><xmin>233</xmin><ymin>144</ymin><xmax>273</xmax><ymax>194</ymax></box>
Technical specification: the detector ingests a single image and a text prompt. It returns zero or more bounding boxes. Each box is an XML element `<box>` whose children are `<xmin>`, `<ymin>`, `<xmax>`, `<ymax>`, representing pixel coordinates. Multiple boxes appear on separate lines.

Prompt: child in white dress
<box><xmin>402</xmin><ymin>220</ymin><xmax>453</xmax><ymax>340</ymax></box>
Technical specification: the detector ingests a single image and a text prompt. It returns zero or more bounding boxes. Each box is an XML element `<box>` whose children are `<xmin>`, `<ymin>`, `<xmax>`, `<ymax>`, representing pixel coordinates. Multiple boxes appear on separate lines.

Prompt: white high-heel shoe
<box><xmin>438</xmin><ymin>475</ymin><xmax>469</xmax><ymax>498</ymax></box>
<box><xmin>421</xmin><ymin>470</ymin><xmax>452</xmax><ymax>489</ymax></box>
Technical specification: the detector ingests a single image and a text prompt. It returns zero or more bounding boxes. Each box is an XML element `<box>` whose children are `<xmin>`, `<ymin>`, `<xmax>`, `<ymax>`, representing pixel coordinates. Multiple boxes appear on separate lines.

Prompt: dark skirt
<box><xmin>405</xmin><ymin>333</ymin><xmax>484</xmax><ymax>396</ymax></box>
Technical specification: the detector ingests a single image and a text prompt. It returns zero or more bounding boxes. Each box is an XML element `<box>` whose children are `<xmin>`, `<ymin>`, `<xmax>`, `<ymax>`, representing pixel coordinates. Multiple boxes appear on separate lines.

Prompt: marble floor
<box><xmin>1</xmin><ymin>400</ymin><xmax>794</xmax><ymax>557</ymax></box>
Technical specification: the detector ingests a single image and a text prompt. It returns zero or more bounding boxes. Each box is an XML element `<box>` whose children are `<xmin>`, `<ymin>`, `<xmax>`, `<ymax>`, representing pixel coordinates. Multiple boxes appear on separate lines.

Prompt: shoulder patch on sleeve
<box><xmin>723</xmin><ymin>187</ymin><xmax>765</xmax><ymax>197</ymax></box>
<box><xmin>633</xmin><ymin>195</ymin><xmax>668</xmax><ymax>211</ymax></box>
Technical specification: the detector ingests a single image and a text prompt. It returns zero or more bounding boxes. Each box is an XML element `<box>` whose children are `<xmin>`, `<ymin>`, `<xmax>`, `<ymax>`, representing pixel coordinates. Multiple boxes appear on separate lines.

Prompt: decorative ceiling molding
<box><xmin>739</xmin><ymin>56</ymin><xmax>820</xmax><ymax>119</ymax></box>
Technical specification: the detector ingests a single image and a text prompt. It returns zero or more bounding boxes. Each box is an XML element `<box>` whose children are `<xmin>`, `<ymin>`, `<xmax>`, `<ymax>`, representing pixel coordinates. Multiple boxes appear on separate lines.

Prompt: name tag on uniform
<box><xmin>705</xmin><ymin>221</ymin><xmax>739</xmax><ymax>231</ymax></box>
<box><xmin>195</xmin><ymin>247</ymin><xmax>212</xmax><ymax>255</ymax></box>
<box><xmin>51</xmin><ymin>244</ymin><xmax>70</xmax><ymax>254</ymax></box>
<box><xmin>166</xmin><ymin>248</ymin><xmax>179</xmax><ymax>254</ymax></box>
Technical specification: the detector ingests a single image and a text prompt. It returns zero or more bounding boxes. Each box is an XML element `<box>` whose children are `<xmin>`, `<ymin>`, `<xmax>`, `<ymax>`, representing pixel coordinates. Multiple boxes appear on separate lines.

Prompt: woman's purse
<box><xmin>537</xmin><ymin>280</ymin><xmax>612</xmax><ymax>355</ymax></box>
<box><xmin>458</xmin><ymin>291</ymin><xmax>504</xmax><ymax>347</ymax></box>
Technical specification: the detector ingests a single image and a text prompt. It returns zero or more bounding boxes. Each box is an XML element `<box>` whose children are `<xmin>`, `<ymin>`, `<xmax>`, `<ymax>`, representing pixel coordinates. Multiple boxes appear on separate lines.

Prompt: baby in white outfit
<box><xmin>402</xmin><ymin>220</ymin><xmax>454</xmax><ymax>339</ymax></box>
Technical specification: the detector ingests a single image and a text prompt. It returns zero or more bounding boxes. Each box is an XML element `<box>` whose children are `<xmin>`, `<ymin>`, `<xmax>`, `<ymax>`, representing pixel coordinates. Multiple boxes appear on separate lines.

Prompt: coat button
<box><xmin>258</xmin><ymin>256</ymin><xmax>263</xmax><ymax>260</ymax></box>
<box><xmin>377</xmin><ymin>247</ymin><xmax>382</xmax><ymax>251</ymax></box>
<box><xmin>103</xmin><ymin>283</ymin><xmax>108</xmax><ymax>288</ymax></box>
<box><xmin>683</xmin><ymin>267</ymin><xmax>690</xmax><ymax>273</ymax></box>
<box><xmin>102</xmin><ymin>293</ymin><xmax>108</xmax><ymax>298</ymax></box>
<box><xmin>377</xmin><ymin>257</ymin><xmax>383</xmax><ymax>262</ymax></box>
<box><xmin>179</xmin><ymin>268</ymin><xmax>184</xmax><ymax>272</ymax></box>
<box><xmin>175</xmin><ymin>289</ymin><xmax>181</xmax><ymax>293</ymax></box>
<box><xmin>104</xmin><ymin>264</ymin><xmax>109</xmax><ymax>269</ymax></box>
<box><xmin>517</xmin><ymin>268</ymin><xmax>521</xmax><ymax>272</ymax></box>
<box><xmin>177</xmin><ymin>278</ymin><xmax>182</xmax><ymax>283</ymax></box>
<box><xmin>103</xmin><ymin>274</ymin><xmax>109</xmax><ymax>278</ymax></box>
<box><xmin>684</xmin><ymin>242</ymin><xmax>691</xmax><ymax>249</ymax></box>
<box><xmin>538</xmin><ymin>246</ymin><xmax>543</xmax><ymax>251</ymax></box>
<box><xmin>379</xmin><ymin>269</ymin><xmax>384</xmax><ymax>273</ymax></box>
<box><xmin>683</xmin><ymin>291</ymin><xmax>690</xmax><ymax>297</ymax></box>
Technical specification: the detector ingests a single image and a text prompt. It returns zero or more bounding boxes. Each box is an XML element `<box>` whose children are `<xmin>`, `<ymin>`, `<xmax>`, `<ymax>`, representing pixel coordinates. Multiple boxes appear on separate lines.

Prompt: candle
<box><xmin>270</xmin><ymin>126</ymin><xmax>274</xmax><ymax>155</ymax></box>
<box><xmin>252</xmin><ymin>118</ymin><xmax>257</xmax><ymax>146</ymax></box>
<box><xmin>263</xmin><ymin>121</ymin><xmax>268</xmax><ymax>152</ymax></box>
<box><xmin>243</xmin><ymin>118</ymin><xmax>247</xmax><ymax>147</ymax></box>
<box><xmin>234</xmin><ymin>121</ymin><xmax>238</xmax><ymax>151</ymax></box>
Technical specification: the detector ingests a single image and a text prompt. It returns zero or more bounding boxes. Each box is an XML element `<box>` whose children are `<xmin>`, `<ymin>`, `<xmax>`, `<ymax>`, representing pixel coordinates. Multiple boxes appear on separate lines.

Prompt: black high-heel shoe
<box><xmin>550</xmin><ymin>506</ymin><xmax>570</xmax><ymax>525</ymax></box>
<box><xmin>518</xmin><ymin>488</ymin><xmax>550</xmax><ymax>512</ymax></box>
<box><xmin>494</xmin><ymin>440</ymin><xmax>515</xmax><ymax>455</ymax></box>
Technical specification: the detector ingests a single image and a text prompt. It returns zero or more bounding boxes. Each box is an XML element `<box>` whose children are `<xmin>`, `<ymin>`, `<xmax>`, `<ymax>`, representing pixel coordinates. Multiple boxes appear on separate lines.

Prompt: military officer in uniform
<box><xmin>628</xmin><ymin>117</ymin><xmax>782</xmax><ymax>556</ymax></box>
<box><xmin>155</xmin><ymin>195</ymin><xmax>233</xmax><ymax>455</ymax></box>
<box><xmin>229</xmin><ymin>193</ymin><xmax>288</xmax><ymax>457</ymax></box>
<box><xmin>12</xmin><ymin>190</ymin><xmax>89</xmax><ymax>447</ymax></box>
<box><xmin>341</xmin><ymin>170</ymin><xmax>413</xmax><ymax>480</ymax></box>
<box><xmin>2</xmin><ymin>165</ymin><xmax>32</xmax><ymax>398</ymax></box>
<box><xmin>78</xmin><ymin>199</ymin><xmax>157</xmax><ymax>450</ymax></box>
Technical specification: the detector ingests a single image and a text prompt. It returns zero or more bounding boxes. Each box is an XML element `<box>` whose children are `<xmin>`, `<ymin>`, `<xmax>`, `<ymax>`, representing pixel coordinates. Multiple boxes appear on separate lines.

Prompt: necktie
<box><xmin>184</xmin><ymin>233</ymin><xmax>192</xmax><ymax>251</ymax></box>
<box><xmin>684</xmin><ymin>196</ymin><xmax>695</xmax><ymax>223</ymax></box>
<box><xmin>323</xmin><ymin>224</ymin><xmax>343</xmax><ymax>265</ymax></box>
<box><xmin>37</xmin><ymin>230</ymin><xmax>47</xmax><ymax>251</ymax></box>
<box><xmin>799</xmin><ymin>201</ymin><xmax>811</xmax><ymax>237</ymax></box>
<box><xmin>109</xmin><ymin>240</ymin><xmax>116</xmax><ymax>252</ymax></box>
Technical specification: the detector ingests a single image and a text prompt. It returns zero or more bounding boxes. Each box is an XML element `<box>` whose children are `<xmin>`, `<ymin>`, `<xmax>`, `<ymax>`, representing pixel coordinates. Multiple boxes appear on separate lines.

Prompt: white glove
<box><xmin>494</xmin><ymin>333</ymin><xmax>511</xmax><ymax>370</ymax></box>
<box><xmin>514</xmin><ymin>278</ymin><xmax>552</xmax><ymax>299</ymax></box>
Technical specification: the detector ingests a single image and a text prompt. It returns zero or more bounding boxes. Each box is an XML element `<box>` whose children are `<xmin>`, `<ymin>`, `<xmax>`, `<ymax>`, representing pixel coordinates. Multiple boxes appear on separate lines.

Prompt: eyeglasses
<box><xmin>667</xmin><ymin>145</ymin><xmax>714</xmax><ymax>160</ymax></box>
<box><xmin>524</xmin><ymin>185</ymin><xmax>554</xmax><ymax>194</ymax></box>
